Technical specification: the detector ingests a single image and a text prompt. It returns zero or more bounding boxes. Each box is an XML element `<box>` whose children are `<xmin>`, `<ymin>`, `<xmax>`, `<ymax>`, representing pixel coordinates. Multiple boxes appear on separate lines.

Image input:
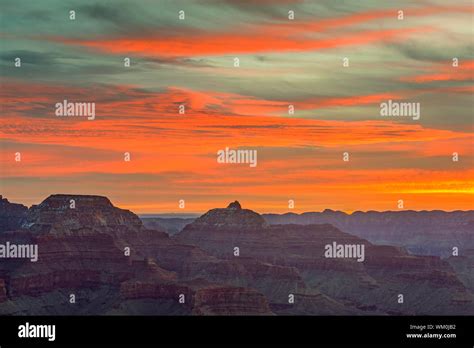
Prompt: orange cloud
<box><xmin>402</xmin><ymin>60</ymin><xmax>474</xmax><ymax>83</ymax></box>
<box><xmin>264</xmin><ymin>5</ymin><xmax>471</xmax><ymax>34</ymax></box>
<box><xmin>44</xmin><ymin>5</ymin><xmax>473</xmax><ymax>59</ymax></box>
<box><xmin>1</xmin><ymin>80</ymin><xmax>472</xmax><ymax>213</ymax></box>
<box><xmin>54</xmin><ymin>27</ymin><xmax>430</xmax><ymax>58</ymax></box>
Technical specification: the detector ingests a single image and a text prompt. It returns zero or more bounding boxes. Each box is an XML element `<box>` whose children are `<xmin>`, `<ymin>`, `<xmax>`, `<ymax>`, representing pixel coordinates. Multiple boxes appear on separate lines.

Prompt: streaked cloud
<box><xmin>1</xmin><ymin>0</ymin><xmax>472</xmax><ymax>212</ymax></box>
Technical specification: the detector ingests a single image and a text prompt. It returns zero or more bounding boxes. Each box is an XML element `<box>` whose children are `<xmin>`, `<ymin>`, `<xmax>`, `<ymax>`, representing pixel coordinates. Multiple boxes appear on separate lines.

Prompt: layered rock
<box><xmin>192</xmin><ymin>285</ymin><xmax>272</xmax><ymax>315</ymax></box>
<box><xmin>188</xmin><ymin>201</ymin><xmax>267</xmax><ymax>232</ymax></box>
<box><xmin>178</xmin><ymin>202</ymin><xmax>473</xmax><ymax>315</ymax></box>
<box><xmin>1</xmin><ymin>195</ymin><xmax>472</xmax><ymax>315</ymax></box>
<box><xmin>26</xmin><ymin>194</ymin><xmax>142</xmax><ymax>236</ymax></box>
<box><xmin>0</xmin><ymin>196</ymin><xmax>28</xmax><ymax>233</ymax></box>
<box><xmin>0</xmin><ymin>196</ymin><xmax>296</xmax><ymax>315</ymax></box>
<box><xmin>263</xmin><ymin>210</ymin><xmax>474</xmax><ymax>257</ymax></box>
<box><xmin>120</xmin><ymin>279</ymin><xmax>273</xmax><ymax>315</ymax></box>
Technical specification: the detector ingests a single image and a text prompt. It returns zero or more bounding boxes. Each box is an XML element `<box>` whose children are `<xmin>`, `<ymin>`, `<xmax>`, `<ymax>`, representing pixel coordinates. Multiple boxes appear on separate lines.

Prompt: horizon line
<box><xmin>3</xmin><ymin>195</ymin><xmax>473</xmax><ymax>216</ymax></box>
<box><xmin>139</xmin><ymin>208</ymin><xmax>474</xmax><ymax>218</ymax></box>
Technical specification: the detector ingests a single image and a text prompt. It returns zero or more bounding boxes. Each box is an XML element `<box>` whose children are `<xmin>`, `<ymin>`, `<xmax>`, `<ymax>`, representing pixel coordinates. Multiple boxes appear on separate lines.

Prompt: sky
<box><xmin>0</xmin><ymin>0</ymin><xmax>473</xmax><ymax>213</ymax></box>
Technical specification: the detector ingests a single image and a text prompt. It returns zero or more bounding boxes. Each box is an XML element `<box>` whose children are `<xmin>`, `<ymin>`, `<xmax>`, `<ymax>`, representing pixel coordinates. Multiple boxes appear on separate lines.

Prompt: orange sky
<box><xmin>0</xmin><ymin>1</ymin><xmax>473</xmax><ymax>213</ymax></box>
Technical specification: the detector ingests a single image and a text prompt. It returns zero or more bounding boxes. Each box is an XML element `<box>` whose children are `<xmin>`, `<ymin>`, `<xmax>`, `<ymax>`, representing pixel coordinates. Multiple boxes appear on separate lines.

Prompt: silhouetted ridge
<box><xmin>0</xmin><ymin>194</ymin><xmax>473</xmax><ymax>315</ymax></box>
<box><xmin>26</xmin><ymin>194</ymin><xmax>142</xmax><ymax>233</ymax></box>
<box><xmin>227</xmin><ymin>201</ymin><xmax>242</xmax><ymax>210</ymax></box>
<box><xmin>37</xmin><ymin>194</ymin><xmax>113</xmax><ymax>209</ymax></box>
<box><xmin>262</xmin><ymin>209</ymin><xmax>474</xmax><ymax>257</ymax></box>
<box><xmin>0</xmin><ymin>196</ymin><xmax>28</xmax><ymax>232</ymax></box>
<box><xmin>183</xmin><ymin>201</ymin><xmax>267</xmax><ymax>231</ymax></box>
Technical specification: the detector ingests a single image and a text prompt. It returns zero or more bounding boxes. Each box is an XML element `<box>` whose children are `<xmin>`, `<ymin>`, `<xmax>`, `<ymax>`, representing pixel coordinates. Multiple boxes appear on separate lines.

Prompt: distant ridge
<box><xmin>2</xmin><ymin>194</ymin><xmax>472</xmax><ymax>215</ymax></box>
<box><xmin>2</xmin><ymin>195</ymin><xmax>473</xmax><ymax>257</ymax></box>
<box><xmin>140</xmin><ymin>213</ymin><xmax>201</xmax><ymax>219</ymax></box>
<box><xmin>1</xmin><ymin>195</ymin><xmax>473</xmax><ymax>315</ymax></box>
<box><xmin>263</xmin><ymin>210</ymin><xmax>474</xmax><ymax>257</ymax></box>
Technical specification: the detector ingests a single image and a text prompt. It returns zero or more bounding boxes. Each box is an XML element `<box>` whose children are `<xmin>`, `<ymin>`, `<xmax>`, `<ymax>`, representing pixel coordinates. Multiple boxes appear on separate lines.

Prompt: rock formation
<box><xmin>263</xmin><ymin>210</ymin><xmax>474</xmax><ymax>257</ymax></box>
<box><xmin>177</xmin><ymin>202</ymin><xmax>473</xmax><ymax>315</ymax></box>
<box><xmin>0</xmin><ymin>196</ymin><xmax>472</xmax><ymax>315</ymax></box>
<box><xmin>0</xmin><ymin>195</ymin><xmax>28</xmax><ymax>233</ymax></box>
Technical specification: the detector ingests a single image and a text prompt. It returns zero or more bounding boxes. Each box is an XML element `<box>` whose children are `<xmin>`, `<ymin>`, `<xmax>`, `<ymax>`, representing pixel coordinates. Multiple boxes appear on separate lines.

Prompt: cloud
<box><xmin>52</xmin><ymin>26</ymin><xmax>430</xmax><ymax>58</ymax></box>
<box><xmin>1</xmin><ymin>1</ymin><xmax>472</xmax><ymax>212</ymax></box>
<box><xmin>401</xmin><ymin>60</ymin><xmax>474</xmax><ymax>83</ymax></box>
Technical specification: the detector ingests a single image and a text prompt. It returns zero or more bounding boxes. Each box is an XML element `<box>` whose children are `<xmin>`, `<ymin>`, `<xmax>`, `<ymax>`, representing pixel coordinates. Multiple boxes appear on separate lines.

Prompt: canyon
<box><xmin>0</xmin><ymin>195</ymin><xmax>472</xmax><ymax>315</ymax></box>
